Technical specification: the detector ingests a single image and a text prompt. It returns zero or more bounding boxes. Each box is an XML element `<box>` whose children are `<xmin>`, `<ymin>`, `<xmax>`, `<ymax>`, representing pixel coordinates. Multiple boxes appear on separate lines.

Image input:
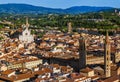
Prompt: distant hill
<box><xmin>65</xmin><ymin>6</ymin><xmax>114</xmax><ymax>14</ymax></box>
<box><xmin>0</xmin><ymin>4</ymin><xmax>115</xmax><ymax>14</ymax></box>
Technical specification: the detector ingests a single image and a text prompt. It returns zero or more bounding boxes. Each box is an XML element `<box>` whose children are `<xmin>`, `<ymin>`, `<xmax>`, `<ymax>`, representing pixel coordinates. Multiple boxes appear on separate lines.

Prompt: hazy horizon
<box><xmin>0</xmin><ymin>0</ymin><xmax>120</xmax><ymax>9</ymax></box>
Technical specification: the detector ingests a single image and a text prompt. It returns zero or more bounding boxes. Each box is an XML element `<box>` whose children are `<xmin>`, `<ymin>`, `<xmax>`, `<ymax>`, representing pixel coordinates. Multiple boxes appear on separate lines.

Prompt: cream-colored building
<box><xmin>25</xmin><ymin>59</ymin><xmax>42</xmax><ymax>69</ymax></box>
<box><xmin>7</xmin><ymin>59</ymin><xmax>43</xmax><ymax>69</ymax></box>
<box><xmin>80</xmin><ymin>67</ymin><xmax>94</xmax><ymax>77</ymax></box>
<box><xmin>8</xmin><ymin>63</ymin><xmax>23</xmax><ymax>69</ymax></box>
<box><xmin>0</xmin><ymin>65</ymin><xmax>7</xmax><ymax>71</ymax></box>
<box><xmin>87</xmin><ymin>56</ymin><xmax>104</xmax><ymax>64</ymax></box>
<box><xmin>115</xmin><ymin>52</ymin><xmax>120</xmax><ymax>63</ymax></box>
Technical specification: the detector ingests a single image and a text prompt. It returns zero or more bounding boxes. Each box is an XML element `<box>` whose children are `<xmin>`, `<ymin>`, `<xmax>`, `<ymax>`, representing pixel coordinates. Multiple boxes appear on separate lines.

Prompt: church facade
<box><xmin>19</xmin><ymin>18</ymin><xmax>34</xmax><ymax>44</ymax></box>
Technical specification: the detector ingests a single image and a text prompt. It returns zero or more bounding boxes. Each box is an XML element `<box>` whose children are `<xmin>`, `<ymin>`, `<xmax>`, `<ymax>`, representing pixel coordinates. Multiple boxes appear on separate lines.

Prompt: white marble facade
<box><xmin>19</xmin><ymin>18</ymin><xmax>34</xmax><ymax>44</ymax></box>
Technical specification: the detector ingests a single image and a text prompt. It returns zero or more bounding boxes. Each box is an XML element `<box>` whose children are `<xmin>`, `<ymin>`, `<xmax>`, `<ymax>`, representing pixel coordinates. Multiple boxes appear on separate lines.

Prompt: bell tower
<box><xmin>26</xmin><ymin>17</ymin><xmax>30</xmax><ymax>29</ymax></box>
<box><xmin>104</xmin><ymin>31</ymin><xmax>111</xmax><ymax>78</ymax></box>
<box><xmin>68</xmin><ymin>22</ymin><xmax>72</xmax><ymax>34</ymax></box>
<box><xmin>79</xmin><ymin>34</ymin><xmax>87</xmax><ymax>69</ymax></box>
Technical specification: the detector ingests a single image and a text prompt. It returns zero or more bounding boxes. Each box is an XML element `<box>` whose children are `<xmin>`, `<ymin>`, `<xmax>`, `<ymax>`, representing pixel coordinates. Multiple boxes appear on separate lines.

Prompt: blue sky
<box><xmin>0</xmin><ymin>0</ymin><xmax>120</xmax><ymax>9</ymax></box>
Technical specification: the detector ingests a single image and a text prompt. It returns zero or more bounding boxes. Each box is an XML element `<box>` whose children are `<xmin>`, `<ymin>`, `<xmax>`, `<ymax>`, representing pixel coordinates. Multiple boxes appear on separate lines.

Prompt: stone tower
<box><xmin>79</xmin><ymin>34</ymin><xmax>87</xmax><ymax>69</ymax></box>
<box><xmin>26</xmin><ymin>17</ymin><xmax>30</xmax><ymax>28</ymax></box>
<box><xmin>68</xmin><ymin>22</ymin><xmax>72</xmax><ymax>33</ymax></box>
<box><xmin>104</xmin><ymin>31</ymin><xmax>111</xmax><ymax>78</ymax></box>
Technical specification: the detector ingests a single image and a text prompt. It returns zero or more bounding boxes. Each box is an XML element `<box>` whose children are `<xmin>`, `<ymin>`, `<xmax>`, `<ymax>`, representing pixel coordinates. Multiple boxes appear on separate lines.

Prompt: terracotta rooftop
<box><xmin>103</xmin><ymin>75</ymin><xmax>120</xmax><ymax>82</ymax></box>
<box><xmin>80</xmin><ymin>67</ymin><xmax>93</xmax><ymax>73</ymax></box>
<box><xmin>1</xmin><ymin>69</ymin><xmax>15</xmax><ymax>75</ymax></box>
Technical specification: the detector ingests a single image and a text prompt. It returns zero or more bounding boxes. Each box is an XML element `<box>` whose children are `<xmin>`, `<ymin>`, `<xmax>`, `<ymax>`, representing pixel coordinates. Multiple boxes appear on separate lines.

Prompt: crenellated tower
<box><xmin>79</xmin><ymin>34</ymin><xmax>87</xmax><ymax>69</ymax></box>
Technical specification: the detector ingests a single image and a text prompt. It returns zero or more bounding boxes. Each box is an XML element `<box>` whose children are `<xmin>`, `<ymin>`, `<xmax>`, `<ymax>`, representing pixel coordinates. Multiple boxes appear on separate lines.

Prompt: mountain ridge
<box><xmin>0</xmin><ymin>3</ymin><xmax>115</xmax><ymax>14</ymax></box>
